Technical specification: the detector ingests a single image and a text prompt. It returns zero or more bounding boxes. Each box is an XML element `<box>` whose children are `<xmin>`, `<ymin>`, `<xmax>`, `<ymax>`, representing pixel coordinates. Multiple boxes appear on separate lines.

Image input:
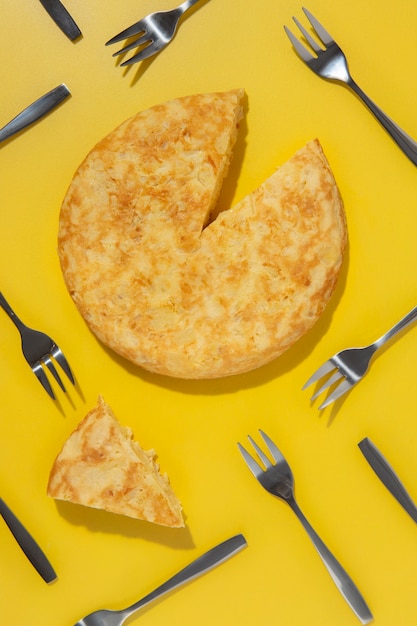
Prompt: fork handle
<box><xmin>373</xmin><ymin>305</ymin><xmax>417</xmax><ymax>350</ymax></box>
<box><xmin>0</xmin><ymin>292</ymin><xmax>26</xmax><ymax>332</ymax></box>
<box><xmin>178</xmin><ymin>0</ymin><xmax>203</xmax><ymax>13</ymax></box>
<box><xmin>0</xmin><ymin>85</ymin><xmax>70</xmax><ymax>144</ymax></box>
<box><xmin>289</xmin><ymin>498</ymin><xmax>373</xmax><ymax>624</ymax></box>
<box><xmin>348</xmin><ymin>78</ymin><xmax>417</xmax><ymax>166</ymax></box>
<box><xmin>122</xmin><ymin>535</ymin><xmax>247</xmax><ymax>620</ymax></box>
<box><xmin>0</xmin><ymin>498</ymin><xmax>57</xmax><ymax>583</ymax></box>
<box><xmin>359</xmin><ymin>437</ymin><xmax>417</xmax><ymax>523</ymax></box>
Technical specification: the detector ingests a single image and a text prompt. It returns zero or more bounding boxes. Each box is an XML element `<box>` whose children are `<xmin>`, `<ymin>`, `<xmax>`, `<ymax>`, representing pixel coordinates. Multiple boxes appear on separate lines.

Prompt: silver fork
<box><xmin>238</xmin><ymin>430</ymin><xmax>373</xmax><ymax>624</ymax></box>
<box><xmin>303</xmin><ymin>305</ymin><xmax>417</xmax><ymax>409</ymax></box>
<box><xmin>105</xmin><ymin>0</ymin><xmax>206</xmax><ymax>66</ymax></box>
<box><xmin>0</xmin><ymin>292</ymin><xmax>75</xmax><ymax>400</ymax></box>
<box><xmin>73</xmin><ymin>534</ymin><xmax>247</xmax><ymax>626</ymax></box>
<box><xmin>284</xmin><ymin>7</ymin><xmax>417</xmax><ymax>166</ymax></box>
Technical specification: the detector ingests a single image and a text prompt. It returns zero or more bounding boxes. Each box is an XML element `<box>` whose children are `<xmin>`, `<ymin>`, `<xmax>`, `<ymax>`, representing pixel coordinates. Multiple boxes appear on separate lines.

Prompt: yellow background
<box><xmin>1</xmin><ymin>0</ymin><xmax>417</xmax><ymax>624</ymax></box>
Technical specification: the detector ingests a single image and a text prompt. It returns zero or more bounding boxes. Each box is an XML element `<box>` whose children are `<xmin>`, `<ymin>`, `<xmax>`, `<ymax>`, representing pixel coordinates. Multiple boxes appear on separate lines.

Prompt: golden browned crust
<box><xmin>58</xmin><ymin>90</ymin><xmax>346</xmax><ymax>378</ymax></box>
<box><xmin>47</xmin><ymin>397</ymin><xmax>184</xmax><ymax>527</ymax></box>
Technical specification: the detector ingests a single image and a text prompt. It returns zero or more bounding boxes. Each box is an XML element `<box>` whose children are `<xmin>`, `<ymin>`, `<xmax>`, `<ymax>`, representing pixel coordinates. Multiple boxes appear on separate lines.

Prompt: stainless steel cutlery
<box><xmin>0</xmin><ymin>498</ymin><xmax>56</xmax><ymax>583</ymax></box>
<box><xmin>359</xmin><ymin>437</ymin><xmax>417</xmax><ymax>524</ymax></box>
<box><xmin>284</xmin><ymin>8</ymin><xmax>417</xmax><ymax>166</ymax></box>
<box><xmin>0</xmin><ymin>84</ymin><xmax>70</xmax><ymax>144</ymax></box>
<box><xmin>303</xmin><ymin>305</ymin><xmax>417</xmax><ymax>409</ymax></box>
<box><xmin>38</xmin><ymin>0</ymin><xmax>81</xmax><ymax>41</ymax></box>
<box><xmin>0</xmin><ymin>292</ymin><xmax>74</xmax><ymax>399</ymax></box>
<box><xmin>106</xmin><ymin>0</ymin><xmax>207</xmax><ymax>66</ymax></box>
<box><xmin>238</xmin><ymin>430</ymin><xmax>373</xmax><ymax>624</ymax></box>
<box><xmin>4</xmin><ymin>4</ymin><xmax>417</xmax><ymax>624</ymax></box>
<box><xmin>73</xmin><ymin>534</ymin><xmax>247</xmax><ymax>626</ymax></box>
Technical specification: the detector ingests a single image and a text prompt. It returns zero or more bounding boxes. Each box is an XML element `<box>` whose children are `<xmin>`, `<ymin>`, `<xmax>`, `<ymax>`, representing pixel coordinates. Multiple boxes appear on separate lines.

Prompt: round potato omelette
<box><xmin>58</xmin><ymin>89</ymin><xmax>347</xmax><ymax>379</ymax></box>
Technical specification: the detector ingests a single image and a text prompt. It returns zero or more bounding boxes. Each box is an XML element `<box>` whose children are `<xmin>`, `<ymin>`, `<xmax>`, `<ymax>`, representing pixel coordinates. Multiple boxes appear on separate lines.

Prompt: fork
<box><xmin>303</xmin><ymin>305</ymin><xmax>417</xmax><ymax>409</ymax></box>
<box><xmin>73</xmin><ymin>534</ymin><xmax>247</xmax><ymax>626</ymax></box>
<box><xmin>106</xmin><ymin>0</ymin><xmax>206</xmax><ymax>66</ymax></box>
<box><xmin>284</xmin><ymin>8</ymin><xmax>417</xmax><ymax>166</ymax></box>
<box><xmin>0</xmin><ymin>292</ymin><xmax>75</xmax><ymax>400</ymax></box>
<box><xmin>238</xmin><ymin>430</ymin><xmax>373</xmax><ymax>624</ymax></box>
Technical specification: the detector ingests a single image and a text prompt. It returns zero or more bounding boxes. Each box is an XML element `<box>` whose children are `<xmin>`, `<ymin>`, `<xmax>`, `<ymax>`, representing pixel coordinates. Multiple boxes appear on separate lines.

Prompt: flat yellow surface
<box><xmin>1</xmin><ymin>0</ymin><xmax>417</xmax><ymax>624</ymax></box>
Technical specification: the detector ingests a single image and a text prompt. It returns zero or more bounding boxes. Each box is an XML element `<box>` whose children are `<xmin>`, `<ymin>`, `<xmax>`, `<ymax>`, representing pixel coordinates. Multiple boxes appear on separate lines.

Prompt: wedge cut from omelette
<box><xmin>58</xmin><ymin>89</ymin><xmax>347</xmax><ymax>379</ymax></box>
<box><xmin>47</xmin><ymin>396</ymin><xmax>184</xmax><ymax>527</ymax></box>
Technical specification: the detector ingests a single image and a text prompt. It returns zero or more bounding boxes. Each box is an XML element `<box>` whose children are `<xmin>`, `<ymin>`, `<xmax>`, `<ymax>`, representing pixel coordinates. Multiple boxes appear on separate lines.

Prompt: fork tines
<box><xmin>31</xmin><ymin>347</ymin><xmax>74</xmax><ymax>400</ymax></box>
<box><xmin>303</xmin><ymin>360</ymin><xmax>339</xmax><ymax>409</ymax></box>
<box><xmin>105</xmin><ymin>16</ymin><xmax>148</xmax><ymax>67</ymax></box>
<box><xmin>302</xmin><ymin>358</ymin><xmax>352</xmax><ymax>409</ymax></box>
<box><xmin>34</xmin><ymin>344</ymin><xmax>75</xmax><ymax>400</ymax></box>
<box><xmin>112</xmin><ymin>35</ymin><xmax>152</xmax><ymax>62</ymax></box>
<box><xmin>106</xmin><ymin>31</ymin><xmax>156</xmax><ymax>66</ymax></box>
<box><xmin>238</xmin><ymin>430</ymin><xmax>282</xmax><ymax>475</ymax></box>
<box><xmin>284</xmin><ymin>7</ymin><xmax>333</xmax><ymax>53</ymax></box>
<box><xmin>105</xmin><ymin>19</ymin><xmax>145</xmax><ymax>46</ymax></box>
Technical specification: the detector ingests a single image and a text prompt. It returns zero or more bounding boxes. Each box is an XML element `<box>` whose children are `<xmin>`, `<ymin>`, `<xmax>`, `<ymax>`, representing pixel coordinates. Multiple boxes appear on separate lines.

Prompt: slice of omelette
<box><xmin>47</xmin><ymin>396</ymin><xmax>184</xmax><ymax>527</ymax></box>
<box><xmin>58</xmin><ymin>89</ymin><xmax>347</xmax><ymax>379</ymax></box>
